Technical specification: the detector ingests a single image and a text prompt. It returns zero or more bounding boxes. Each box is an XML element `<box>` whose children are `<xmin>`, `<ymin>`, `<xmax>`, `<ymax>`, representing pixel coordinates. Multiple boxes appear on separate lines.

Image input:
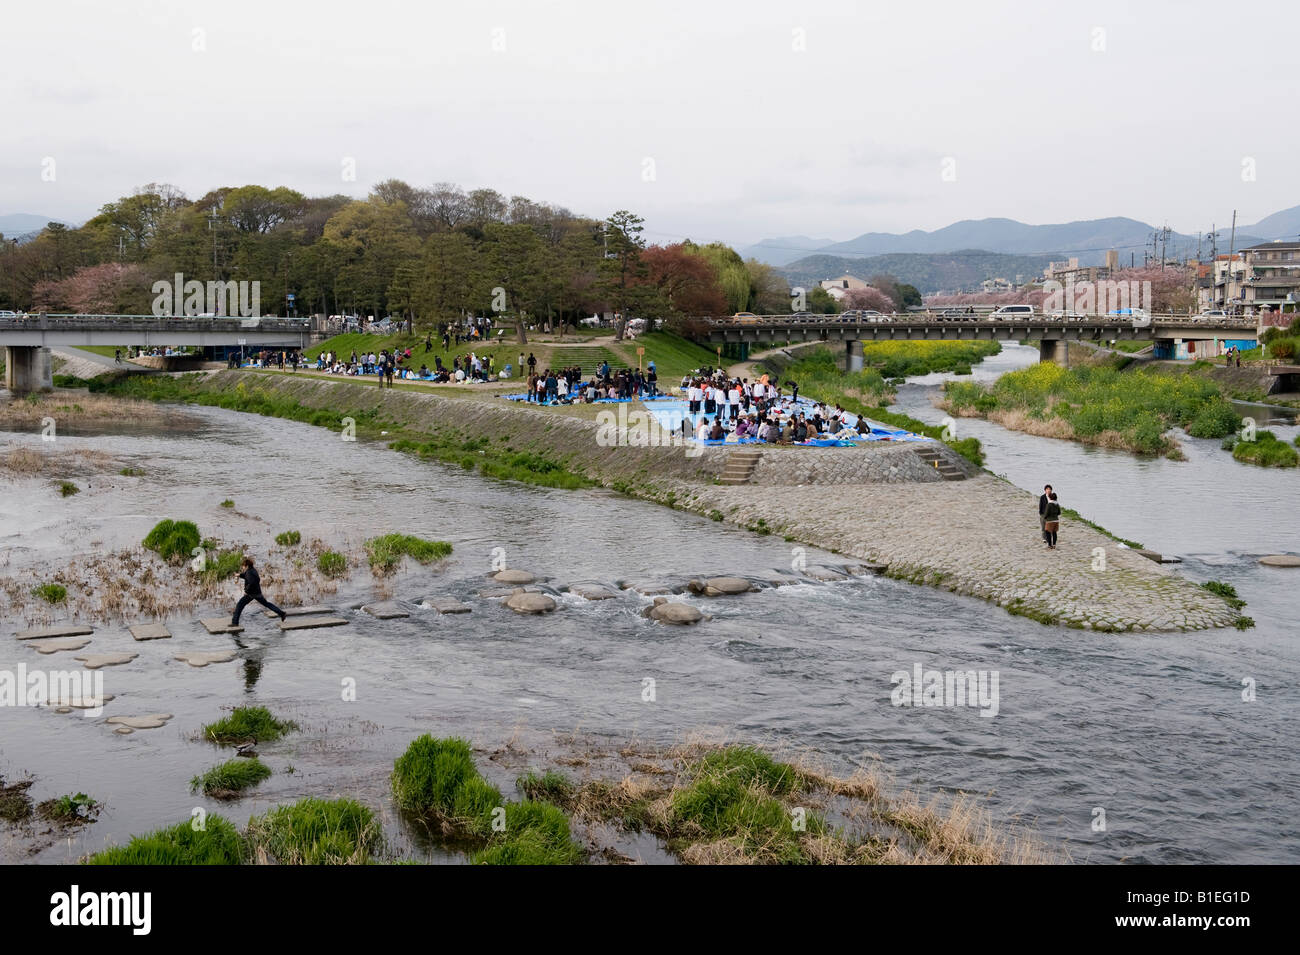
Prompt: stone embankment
<box><xmin>188</xmin><ymin>371</ymin><xmax>1240</xmax><ymax>631</ymax></box>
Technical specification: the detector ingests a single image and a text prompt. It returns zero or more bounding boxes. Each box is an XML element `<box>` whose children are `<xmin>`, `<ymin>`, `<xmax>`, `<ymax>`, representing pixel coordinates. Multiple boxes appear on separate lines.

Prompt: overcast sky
<box><xmin>3</xmin><ymin>0</ymin><xmax>1296</xmax><ymax>247</ymax></box>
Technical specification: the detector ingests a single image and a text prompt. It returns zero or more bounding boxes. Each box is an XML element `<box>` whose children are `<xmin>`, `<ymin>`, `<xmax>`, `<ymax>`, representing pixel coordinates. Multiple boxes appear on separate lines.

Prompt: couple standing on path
<box><xmin>1039</xmin><ymin>484</ymin><xmax>1062</xmax><ymax>550</ymax></box>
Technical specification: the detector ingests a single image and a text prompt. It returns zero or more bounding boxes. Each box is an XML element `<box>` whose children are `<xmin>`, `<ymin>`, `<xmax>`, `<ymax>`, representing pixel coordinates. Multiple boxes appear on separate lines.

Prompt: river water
<box><xmin>1</xmin><ymin>358</ymin><xmax>1297</xmax><ymax>864</ymax></box>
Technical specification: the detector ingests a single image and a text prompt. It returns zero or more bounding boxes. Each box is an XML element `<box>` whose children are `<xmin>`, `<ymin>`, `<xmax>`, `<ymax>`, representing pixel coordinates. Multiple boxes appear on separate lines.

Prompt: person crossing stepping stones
<box><xmin>230</xmin><ymin>557</ymin><xmax>286</xmax><ymax>625</ymax></box>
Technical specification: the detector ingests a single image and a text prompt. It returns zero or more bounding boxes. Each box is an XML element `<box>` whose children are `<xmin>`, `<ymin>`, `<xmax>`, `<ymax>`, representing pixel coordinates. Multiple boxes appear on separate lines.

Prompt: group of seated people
<box><xmin>310</xmin><ymin>348</ymin><xmax>495</xmax><ymax>382</ymax></box>
<box><xmin>525</xmin><ymin>363</ymin><xmax>659</xmax><ymax>404</ymax></box>
<box><xmin>690</xmin><ymin>405</ymin><xmax>871</xmax><ymax>444</ymax></box>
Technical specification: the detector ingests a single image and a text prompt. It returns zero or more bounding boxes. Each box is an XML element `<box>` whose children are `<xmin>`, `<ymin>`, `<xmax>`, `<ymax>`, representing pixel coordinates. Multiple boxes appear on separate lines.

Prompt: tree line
<box><xmin>0</xmin><ymin>179</ymin><xmax>920</xmax><ymax>339</ymax></box>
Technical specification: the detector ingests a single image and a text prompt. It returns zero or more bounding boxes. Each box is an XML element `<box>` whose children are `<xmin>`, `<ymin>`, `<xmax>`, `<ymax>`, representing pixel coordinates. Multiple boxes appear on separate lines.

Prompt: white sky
<box><xmin>2</xmin><ymin>0</ymin><xmax>1295</xmax><ymax>246</ymax></box>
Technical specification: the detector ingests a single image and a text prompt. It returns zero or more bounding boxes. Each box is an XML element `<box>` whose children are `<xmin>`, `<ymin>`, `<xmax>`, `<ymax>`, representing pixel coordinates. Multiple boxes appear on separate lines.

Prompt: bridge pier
<box><xmin>846</xmin><ymin>339</ymin><xmax>863</xmax><ymax>372</ymax></box>
<box><xmin>4</xmin><ymin>346</ymin><xmax>53</xmax><ymax>394</ymax></box>
<box><xmin>1038</xmin><ymin>340</ymin><xmax>1071</xmax><ymax>367</ymax></box>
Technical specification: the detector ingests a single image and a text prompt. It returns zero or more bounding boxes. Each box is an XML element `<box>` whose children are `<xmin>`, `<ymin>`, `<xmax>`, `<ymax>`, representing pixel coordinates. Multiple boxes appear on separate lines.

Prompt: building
<box><xmin>1240</xmin><ymin>241</ymin><xmax>1300</xmax><ymax>312</ymax></box>
<box><xmin>1201</xmin><ymin>253</ymin><xmax>1249</xmax><ymax>311</ymax></box>
<box><xmin>1042</xmin><ymin>252</ymin><xmax>1116</xmax><ymax>286</ymax></box>
<box><xmin>819</xmin><ymin>273</ymin><xmax>870</xmax><ymax>302</ymax></box>
<box><xmin>981</xmin><ymin>277</ymin><xmax>1016</xmax><ymax>294</ymax></box>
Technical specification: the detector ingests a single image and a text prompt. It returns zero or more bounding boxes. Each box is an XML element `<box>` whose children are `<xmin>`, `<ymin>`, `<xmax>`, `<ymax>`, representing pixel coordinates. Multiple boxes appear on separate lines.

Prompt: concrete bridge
<box><xmin>1</xmin><ymin>314</ymin><xmax>312</xmax><ymax>393</ymax></box>
<box><xmin>701</xmin><ymin>314</ymin><xmax>1261</xmax><ymax>369</ymax></box>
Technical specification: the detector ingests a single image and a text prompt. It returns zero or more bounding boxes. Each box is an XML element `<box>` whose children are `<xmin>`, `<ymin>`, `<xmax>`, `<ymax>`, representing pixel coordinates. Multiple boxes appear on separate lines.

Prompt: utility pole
<box><xmin>207</xmin><ymin>206</ymin><xmax>221</xmax><ymax>279</ymax></box>
<box><xmin>1227</xmin><ymin>210</ymin><xmax>1237</xmax><ymax>312</ymax></box>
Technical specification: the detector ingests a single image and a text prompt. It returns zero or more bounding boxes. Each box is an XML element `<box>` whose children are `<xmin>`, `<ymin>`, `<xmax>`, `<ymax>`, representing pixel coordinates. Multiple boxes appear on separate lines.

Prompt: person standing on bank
<box><xmin>1043</xmin><ymin>492</ymin><xmax>1062</xmax><ymax>550</ymax></box>
<box><xmin>1038</xmin><ymin>484</ymin><xmax>1053</xmax><ymax>543</ymax></box>
<box><xmin>231</xmin><ymin>557</ymin><xmax>286</xmax><ymax>625</ymax></box>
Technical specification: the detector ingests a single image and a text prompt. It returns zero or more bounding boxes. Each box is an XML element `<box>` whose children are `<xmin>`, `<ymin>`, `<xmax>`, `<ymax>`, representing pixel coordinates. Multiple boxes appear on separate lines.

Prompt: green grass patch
<box><xmin>32</xmin><ymin>582</ymin><xmax>67</xmax><ymax>604</ymax></box>
<box><xmin>275</xmin><ymin>530</ymin><xmax>302</xmax><ymax>547</ymax></box>
<box><xmin>944</xmin><ymin>362</ymin><xmax>1239</xmax><ymax>456</ymax></box>
<box><xmin>471</xmin><ymin>800</ymin><xmax>586</xmax><ymax>865</ymax></box>
<box><xmin>85</xmin><ymin>815</ymin><xmax>246</xmax><ymax>865</ymax></box>
<box><xmin>1200</xmin><ymin>580</ymin><xmax>1246</xmax><ymax>610</ymax></box>
<box><xmin>143</xmin><ymin>518</ymin><xmax>201</xmax><ymax>562</ymax></box>
<box><xmin>219</xmin><ymin>499</ymin><xmax>234</xmax><ymax>508</ymax></box>
<box><xmin>119</xmin><ymin>466</ymin><xmax>144</xmax><ymax>476</ymax></box>
<box><xmin>317</xmin><ymin>550</ymin><xmax>347</xmax><ymax>577</ymax></box>
<box><xmin>53</xmin><ymin>374</ymin><xmax>94</xmax><ymax>388</ymax></box>
<box><xmin>38</xmin><ymin>792</ymin><xmax>100</xmax><ymax>823</ymax></box>
<box><xmin>202</xmin><ymin>705</ymin><xmax>299</xmax><ymax>745</ymax></box>
<box><xmin>1228</xmin><ymin>431</ymin><xmax>1299</xmax><ymax>468</ymax></box>
<box><xmin>364</xmin><ymin>533</ymin><xmax>453</xmax><ymax>574</ymax></box>
<box><xmin>245</xmin><ymin>797</ymin><xmax>381</xmax><ymax>864</ymax></box>
<box><xmin>1061</xmin><ymin>508</ymin><xmax>1143</xmax><ymax>549</ymax></box>
<box><xmin>191</xmin><ymin>758</ymin><xmax>272</xmax><ymax>799</ymax></box>
<box><xmin>516</xmin><ymin>770</ymin><xmax>576</xmax><ymax>805</ymax></box>
<box><xmin>390</xmin><ymin>437</ymin><xmax>591</xmax><ymax>490</ymax></box>
<box><xmin>58</xmin><ymin>481</ymin><xmax>79</xmax><ymax>497</ymax></box>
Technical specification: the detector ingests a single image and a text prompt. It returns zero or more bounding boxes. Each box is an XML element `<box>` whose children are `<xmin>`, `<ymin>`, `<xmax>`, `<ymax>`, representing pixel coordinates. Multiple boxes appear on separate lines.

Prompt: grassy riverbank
<box><xmin>941</xmin><ymin>362</ymin><xmax>1240</xmax><ymax>457</ymax></box>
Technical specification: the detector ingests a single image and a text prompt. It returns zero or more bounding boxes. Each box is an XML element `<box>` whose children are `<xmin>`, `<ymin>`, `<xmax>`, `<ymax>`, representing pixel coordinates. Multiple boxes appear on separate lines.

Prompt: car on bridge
<box><xmin>989</xmin><ymin>304</ymin><xmax>1035</xmax><ymax>320</ymax></box>
<box><xmin>1199</xmin><ymin>309</ymin><xmax>1227</xmax><ymax>318</ymax></box>
<box><xmin>732</xmin><ymin>311</ymin><xmax>759</xmax><ymax>324</ymax></box>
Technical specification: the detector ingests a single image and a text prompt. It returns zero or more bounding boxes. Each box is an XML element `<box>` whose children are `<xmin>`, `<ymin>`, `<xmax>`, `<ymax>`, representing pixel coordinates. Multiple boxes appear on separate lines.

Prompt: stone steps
<box><xmin>717</xmin><ymin>449</ymin><xmax>763</xmax><ymax>485</ymax></box>
<box><xmin>912</xmin><ymin>445</ymin><xmax>966</xmax><ymax>481</ymax></box>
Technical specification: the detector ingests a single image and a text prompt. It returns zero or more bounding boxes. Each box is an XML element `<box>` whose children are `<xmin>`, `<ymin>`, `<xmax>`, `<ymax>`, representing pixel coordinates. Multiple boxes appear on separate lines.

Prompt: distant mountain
<box><xmin>0</xmin><ymin>213</ymin><xmax>72</xmax><ymax>241</ymax></box>
<box><xmin>780</xmin><ymin>250</ymin><xmax>1056</xmax><ymax>295</ymax></box>
<box><xmin>743</xmin><ymin>205</ymin><xmax>1300</xmax><ymax>267</ymax></box>
<box><xmin>736</xmin><ymin>235</ymin><xmax>836</xmax><ymax>267</ymax></box>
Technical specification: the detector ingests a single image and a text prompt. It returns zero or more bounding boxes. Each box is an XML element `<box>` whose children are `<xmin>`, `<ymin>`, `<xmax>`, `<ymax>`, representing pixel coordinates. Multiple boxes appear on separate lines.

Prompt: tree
<box><xmin>598</xmin><ymin>211</ymin><xmax>651</xmax><ymax>340</ymax></box>
<box><xmin>746</xmin><ymin>259</ymin><xmax>790</xmax><ymax>314</ymax></box>
<box><xmin>642</xmin><ymin>243</ymin><xmax>727</xmax><ymax>324</ymax></box>
<box><xmin>843</xmin><ymin>286</ymin><xmax>896</xmax><ymax>312</ymax></box>
<box><xmin>806</xmin><ymin>286</ymin><xmax>839</xmax><ymax>314</ymax></box>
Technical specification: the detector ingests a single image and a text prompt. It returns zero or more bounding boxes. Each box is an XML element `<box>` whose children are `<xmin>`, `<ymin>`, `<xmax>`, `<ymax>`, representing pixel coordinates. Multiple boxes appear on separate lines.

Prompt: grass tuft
<box><xmin>85</xmin><ymin>815</ymin><xmax>246</xmax><ymax>865</ymax></box>
<box><xmin>364</xmin><ymin>534</ymin><xmax>453</xmax><ymax>575</ymax></box>
<box><xmin>202</xmin><ymin>705</ymin><xmax>298</xmax><ymax>745</ymax></box>
<box><xmin>191</xmin><ymin>758</ymin><xmax>272</xmax><ymax>799</ymax></box>
<box><xmin>245</xmin><ymin>797</ymin><xmax>381</xmax><ymax>865</ymax></box>
<box><xmin>143</xmin><ymin>518</ymin><xmax>201</xmax><ymax>563</ymax></box>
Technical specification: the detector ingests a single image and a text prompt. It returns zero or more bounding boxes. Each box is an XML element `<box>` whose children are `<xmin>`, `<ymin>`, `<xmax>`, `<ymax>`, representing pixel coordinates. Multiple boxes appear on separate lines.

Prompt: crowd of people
<box><xmin>523</xmin><ymin>358</ymin><xmax>659</xmax><ymax>403</ymax></box>
<box><xmin>676</xmin><ymin>368</ymin><xmax>873</xmax><ymax>444</ymax></box>
<box><xmin>309</xmin><ymin>347</ymin><xmax>498</xmax><ymax>385</ymax></box>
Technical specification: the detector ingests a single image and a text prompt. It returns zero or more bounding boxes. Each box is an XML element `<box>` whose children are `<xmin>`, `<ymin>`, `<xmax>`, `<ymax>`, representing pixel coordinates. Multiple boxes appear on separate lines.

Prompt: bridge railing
<box><xmin>0</xmin><ymin>314</ymin><xmax>312</xmax><ymax>332</ymax></box>
<box><xmin>702</xmin><ymin>313</ymin><xmax>1259</xmax><ymax>329</ymax></box>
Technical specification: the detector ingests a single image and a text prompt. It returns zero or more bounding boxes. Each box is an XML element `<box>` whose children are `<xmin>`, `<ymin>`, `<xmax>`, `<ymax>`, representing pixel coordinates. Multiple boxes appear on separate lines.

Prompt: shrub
<box><xmin>275</xmin><ymin>530</ymin><xmax>302</xmax><ymax>547</ymax></box>
<box><xmin>219</xmin><ymin>499</ymin><xmax>234</xmax><ymax>509</ymax></box>
<box><xmin>1200</xmin><ymin>580</ymin><xmax>1245</xmax><ymax>610</ymax></box>
<box><xmin>317</xmin><ymin>551</ymin><xmax>347</xmax><ymax>577</ymax></box>
<box><xmin>1267</xmin><ymin>337</ymin><xmax>1298</xmax><ymax>360</ymax></box>
<box><xmin>364</xmin><ymin>534</ymin><xmax>453</xmax><ymax>575</ymax></box>
<box><xmin>1232</xmin><ymin>431</ymin><xmax>1299</xmax><ymax>468</ymax></box>
<box><xmin>85</xmin><ymin>815</ymin><xmax>246</xmax><ymax>865</ymax></box>
<box><xmin>203</xmin><ymin>705</ymin><xmax>298</xmax><ymax>744</ymax></box>
<box><xmin>245</xmin><ymin>797</ymin><xmax>381</xmax><ymax>865</ymax></box>
<box><xmin>59</xmin><ymin>481</ymin><xmax>80</xmax><ymax>497</ymax></box>
<box><xmin>191</xmin><ymin>758</ymin><xmax>272</xmax><ymax>798</ymax></box>
<box><xmin>1186</xmin><ymin>399</ymin><xmax>1240</xmax><ymax>439</ymax></box>
<box><xmin>143</xmin><ymin>519</ymin><xmax>201</xmax><ymax>562</ymax></box>
<box><xmin>39</xmin><ymin>792</ymin><xmax>100</xmax><ymax>822</ymax></box>
<box><xmin>32</xmin><ymin>583</ymin><xmax>67</xmax><ymax>604</ymax></box>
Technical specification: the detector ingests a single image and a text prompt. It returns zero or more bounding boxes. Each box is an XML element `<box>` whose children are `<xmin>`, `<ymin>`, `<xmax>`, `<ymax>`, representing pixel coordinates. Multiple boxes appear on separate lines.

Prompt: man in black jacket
<box><xmin>1038</xmin><ymin>485</ymin><xmax>1053</xmax><ymax>543</ymax></box>
<box><xmin>231</xmin><ymin>557</ymin><xmax>287</xmax><ymax>625</ymax></box>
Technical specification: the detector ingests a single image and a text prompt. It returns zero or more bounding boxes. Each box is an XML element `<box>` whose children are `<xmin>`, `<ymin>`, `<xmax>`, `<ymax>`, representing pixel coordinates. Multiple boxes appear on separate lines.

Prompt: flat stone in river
<box><xmin>568</xmin><ymin>583</ymin><xmax>617</xmax><ymax>601</ymax></box>
<box><xmin>279</xmin><ymin>615</ymin><xmax>350</xmax><ymax>631</ymax></box>
<box><xmin>201</xmin><ymin>618</ymin><xmax>243</xmax><ymax>634</ymax></box>
<box><xmin>129</xmin><ymin>622</ymin><xmax>171</xmax><ymax>641</ymax></box>
<box><xmin>27</xmin><ymin>636</ymin><xmax>92</xmax><ymax>654</ymax></box>
<box><xmin>420</xmin><ymin>597</ymin><xmax>472</xmax><ymax>614</ymax></box>
<box><xmin>15</xmin><ymin>624</ymin><xmax>94</xmax><ymax>641</ymax></box>
<box><xmin>1260</xmin><ymin>554</ymin><xmax>1300</xmax><ymax>567</ymax></box>
<box><xmin>646</xmin><ymin>598</ymin><xmax>703</xmax><ymax>625</ymax></box>
<box><xmin>687</xmin><ymin>576</ymin><xmax>754</xmax><ymax>596</ymax></box>
<box><xmin>173</xmin><ymin>650</ymin><xmax>237</xmax><ymax>667</ymax></box>
<box><xmin>265</xmin><ymin>605</ymin><xmax>336</xmax><ymax>618</ymax></box>
<box><xmin>506</xmin><ymin>592</ymin><xmax>557</xmax><ymax>614</ymax></box>
<box><xmin>363</xmin><ymin>601</ymin><xmax>410</xmax><ymax>619</ymax></box>
<box><xmin>75</xmin><ymin>652</ymin><xmax>138</xmax><ymax>669</ymax></box>
<box><xmin>493</xmin><ymin>569</ymin><xmax>538</xmax><ymax>585</ymax></box>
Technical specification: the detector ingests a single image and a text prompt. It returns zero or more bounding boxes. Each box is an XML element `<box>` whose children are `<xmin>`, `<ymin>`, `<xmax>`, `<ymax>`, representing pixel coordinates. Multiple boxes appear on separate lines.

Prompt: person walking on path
<box><xmin>231</xmin><ymin>557</ymin><xmax>286</xmax><ymax>625</ymax></box>
<box><xmin>1043</xmin><ymin>492</ymin><xmax>1062</xmax><ymax>550</ymax></box>
<box><xmin>1038</xmin><ymin>484</ymin><xmax>1053</xmax><ymax>543</ymax></box>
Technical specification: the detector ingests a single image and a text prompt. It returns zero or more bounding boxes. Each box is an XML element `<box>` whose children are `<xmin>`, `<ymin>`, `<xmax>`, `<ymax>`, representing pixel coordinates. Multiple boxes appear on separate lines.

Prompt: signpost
<box><xmin>637</xmin><ymin>346</ymin><xmax>645</xmax><ymax>373</ymax></box>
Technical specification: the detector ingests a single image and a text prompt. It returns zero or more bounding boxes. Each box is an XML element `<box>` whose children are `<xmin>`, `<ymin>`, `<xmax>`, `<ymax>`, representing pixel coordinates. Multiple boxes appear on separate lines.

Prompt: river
<box><xmin>1</xmin><ymin>361</ymin><xmax>1297</xmax><ymax>864</ymax></box>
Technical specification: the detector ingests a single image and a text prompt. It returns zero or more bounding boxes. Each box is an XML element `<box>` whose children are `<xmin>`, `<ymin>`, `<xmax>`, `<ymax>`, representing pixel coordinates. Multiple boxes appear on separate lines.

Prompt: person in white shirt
<box><xmin>696</xmin><ymin>418</ymin><xmax>710</xmax><ymax>441</ymax></box>
<box><xmin>728</xmin><ymin>384</ymin><xmax>741</xmax><ymax>420</ymax></box>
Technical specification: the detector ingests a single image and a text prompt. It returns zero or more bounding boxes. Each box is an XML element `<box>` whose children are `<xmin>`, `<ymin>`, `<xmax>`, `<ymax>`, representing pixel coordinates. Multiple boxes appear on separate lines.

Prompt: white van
<box><xmin>989</xmin><ymin>304</ymin><xmax>1035</xmax><ymax>320</ymax></box>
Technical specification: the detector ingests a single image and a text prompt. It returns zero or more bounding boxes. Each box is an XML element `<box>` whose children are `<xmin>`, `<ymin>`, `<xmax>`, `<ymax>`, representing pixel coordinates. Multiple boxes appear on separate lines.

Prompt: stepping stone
<box><xmin>420</xmin><ymin>597</ymin><xmax>472</xmax><ymax>614</ymax></box>
<box><xmin>568</xmin><ymin>584</ymin><xmax>616</xmax><ymax>601</ymax></box>
<box><xmin>27</xmin><ymin>636</ymin><xmax>92</xmax><ymax>654</ymax></box>
<box><xmin>201</xmin><ymin>618</ymin><xmax>243</xmax><ymax>634</ymax></box>
<box><xmin>264</xmin><ymin>605</ymin><xmax>335</xmax><ymax>618</ymax></box>
<box><xmin>687</xmin><ymin>576</ymin><xmax>753</xmax><ymax>597</ymax></box>
<box><xmin>105</xmin><ymin>713</ymin><xmax>172</xmax><ymax>732</ymax></box>
<box><xmin>129</xmin><ymin>622</ymin><xmax>171</xmax><ymax>641</ymax></box>
<box><xmin>75</xmin><ymin>652</ymin><xmax>138</xmax><ymax>669</ymax></box>
<box><xmin>363</xmin><ymin>600</ymin><xmax>410</xmax><ymax>620</ymax></box>
<box><xmin>621</xmin><ymin>581</ymin><xmax>675</xmax><ymax>596</ymax></box>
<box><xmin>15</xmin><ymin>624</ymin><xmax>94</xmax><ymax>641</ymax></box>
<box><xmin>48</xmin><ymin>693</ymin><xmax>114</xmax><ymax>711</ymax></box>
<box><xmin>803</xmin><ymin>565</ymin><xmax>847</xmax><ymax>582</ymax></box>
<box><xmin>1260</xmin><ymin>554</ymin><xmax>1300</xmax><ymax>567</ymax></box>
<box><xmin>279</xmin><ymin>615</ymin><xmax>349</xmax><ymax>631</ymax></box>
<box><xmin>506</xmin><ymin>592</ymin><xmax>556</xmax><ymax>614</ymax></box>
<box><xmin>763</xmin><ymin>573</ymin><xmax>803</xmax><ymax>587</ymax></box>
<box><xmin>173</xmin><ymin>650</ymin><xmax>237</xmax><ymax>668</ymax></box>
<box><xmin>645</xmin><ymin>598</ymin><xmax>703</xmax><ymax>625</ymax></box>
<box><xmin>1134</xmin><ymin>549</ymin><xmax>1164</xmax><ymax>564</ymax></box>
<box><xmin>492</xmin><ymin>569</ymin><xmax>538</xmax><ymax>585</ymax></box>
